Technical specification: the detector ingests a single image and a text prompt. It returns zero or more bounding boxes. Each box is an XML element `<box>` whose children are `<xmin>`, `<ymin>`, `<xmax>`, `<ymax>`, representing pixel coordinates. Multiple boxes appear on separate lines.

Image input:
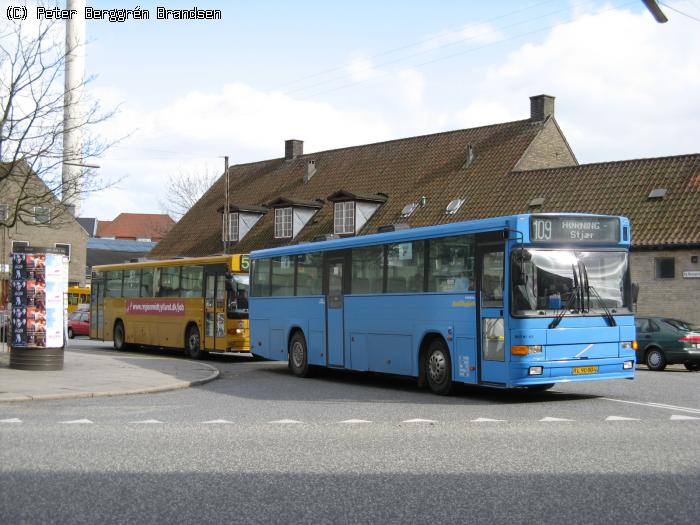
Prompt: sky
<box><xmin>6</xmin><ymin>1</ymin><xmax>700</xmax><ymax>220</ymax></box>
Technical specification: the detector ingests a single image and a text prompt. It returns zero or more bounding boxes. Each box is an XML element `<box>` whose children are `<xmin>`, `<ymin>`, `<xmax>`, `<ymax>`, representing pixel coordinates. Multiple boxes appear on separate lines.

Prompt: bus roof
<box><xmin>251</xmin><ymin>213</ymin><xmax>629</xmax><ymax>259</ymax></box>
<box><xmin>92</xmin><ymin>254</ymin><xmax>249</xmax><ymax>273</ymax></box>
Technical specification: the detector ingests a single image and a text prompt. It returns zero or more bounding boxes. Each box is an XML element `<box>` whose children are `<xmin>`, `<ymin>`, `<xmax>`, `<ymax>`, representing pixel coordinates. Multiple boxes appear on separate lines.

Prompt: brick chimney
<box><xmin>285</xmin><ymin>139</ymin><xmax>303</xmax><ymax>160</ymax></box>
<box><xmin>530</xmin><ymin>95</ymin><xmax>555</xmax><ymax>121</ymax></box>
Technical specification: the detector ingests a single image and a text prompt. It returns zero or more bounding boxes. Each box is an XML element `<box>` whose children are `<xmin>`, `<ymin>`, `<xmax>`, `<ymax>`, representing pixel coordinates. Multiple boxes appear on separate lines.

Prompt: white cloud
<box><xmin>397</xmin><ymin>68</ymin><xmax>426</xmax><ymax>105</ymax></box>
<box><xmin>422</xmin><ymin>22</ymin><xmax>503</xmax><ymax>50</ymax></box>
<box><xmin>82</xmin><ymin>82</ymin><xmax>394</xmax><ymax>219</ymax></box>
<box><xmin>346</xmin><ymin>53</ymin><xmax>380</xmax><ymax>82</ymax></box>
<box><xmin>454</xmin><ymin>4</ymin><xmax>700</xmax><ymax>162</ymax></box>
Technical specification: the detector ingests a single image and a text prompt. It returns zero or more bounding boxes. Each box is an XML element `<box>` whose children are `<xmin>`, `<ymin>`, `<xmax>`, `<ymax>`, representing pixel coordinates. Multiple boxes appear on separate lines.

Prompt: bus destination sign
<box><xmin>530</xmin><ymin>216</ymin><xmax>620</xmax><ymax>243</ymax></box>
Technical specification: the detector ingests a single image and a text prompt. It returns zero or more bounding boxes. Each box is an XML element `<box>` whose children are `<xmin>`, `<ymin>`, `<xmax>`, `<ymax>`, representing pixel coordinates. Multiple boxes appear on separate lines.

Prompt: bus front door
<box><xmin>204</xmin><ymin>266</ymin><xmax>227</xmax><ymax>352</ymax></box>
<box><xmin>324</xmin><ymin>253</ymin><xmax>347</xmax><ymax>367</ymax></box>
<box><xmin>477</xmin><ymin>239</ymin><xmax>508</xmax><ymax>386</ymax></box>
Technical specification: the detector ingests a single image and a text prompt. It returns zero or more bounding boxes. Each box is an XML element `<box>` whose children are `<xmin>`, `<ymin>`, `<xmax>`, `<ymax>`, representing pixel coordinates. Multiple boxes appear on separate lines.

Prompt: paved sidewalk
<box><xmin>0</xmin><ymin>344</ymin><xmax>219</xmax><ymax>402</ymax></box>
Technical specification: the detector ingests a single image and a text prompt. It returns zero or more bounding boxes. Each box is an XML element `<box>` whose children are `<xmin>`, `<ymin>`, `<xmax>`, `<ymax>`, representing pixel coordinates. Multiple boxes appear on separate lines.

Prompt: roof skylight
<box><xmin>445</xmin><ymin>199</ymin><xmax>464</xmax><ymax>215</ymax></box>
<box><xmin>401</xmin><ymin>203</ymin><xmax>418</xmax><ymax>218</ymax></box>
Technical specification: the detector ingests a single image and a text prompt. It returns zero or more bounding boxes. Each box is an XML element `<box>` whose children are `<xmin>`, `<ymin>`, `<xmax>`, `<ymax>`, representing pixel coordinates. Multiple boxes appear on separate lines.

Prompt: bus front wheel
<box><xmin>425</xmin><ymin>339</ymin><xmax>453</xmax><ymax>396</ymax></box>
<box><xmin>185</xmin><ymin>325</ymin><xmax>206</xmax><ymax>360</ymax></box>
<box><xmin>289</xmin><ymin>332</ymin><xmax>311</xmax><ymax>378</ymax></box>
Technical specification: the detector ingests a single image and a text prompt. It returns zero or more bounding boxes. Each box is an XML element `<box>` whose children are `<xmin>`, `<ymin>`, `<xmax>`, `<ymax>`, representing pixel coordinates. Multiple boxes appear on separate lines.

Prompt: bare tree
<box><xmin>160</xmin><ymin>167</ymin><xmax>217</xmax><ymax>221</ymax></box>
<box><xmin>0</xmin><ymin>11</ymin><xmax>115</xmax><ymax>229</ymax></box>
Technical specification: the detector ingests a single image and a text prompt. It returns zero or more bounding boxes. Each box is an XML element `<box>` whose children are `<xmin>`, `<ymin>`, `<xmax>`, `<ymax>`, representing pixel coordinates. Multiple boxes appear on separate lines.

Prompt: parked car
<box><xmin>635</xmin><ymin>316</ymin><xmax>700</xmax><ymax>371</ymax></box>
<box><xmin>67</xmin><ymin>310</ymin><xmax>90</xmax><ymax>338</ymax></box>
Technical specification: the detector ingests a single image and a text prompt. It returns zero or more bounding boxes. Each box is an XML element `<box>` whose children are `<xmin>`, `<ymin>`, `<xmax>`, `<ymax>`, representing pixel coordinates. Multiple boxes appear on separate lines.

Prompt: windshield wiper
<box><xmin>580</xmin><ymin>262</ymin><xmax>616</xmax><ymax>327</ymax></box>
<box><xmin>549</xmin><ymin>263</ymin><xmax>580</xmax><ymax>329</ymax></box>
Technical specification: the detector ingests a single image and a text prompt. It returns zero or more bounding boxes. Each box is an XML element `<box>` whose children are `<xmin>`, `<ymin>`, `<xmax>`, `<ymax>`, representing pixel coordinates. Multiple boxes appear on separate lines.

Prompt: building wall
<box><xmin>515</xmin><ymin>118</ymin><xmax>577</xmax><ymax>171</ymax></box>
<box><xmin>631</xmin><ymin>248</ymin><xmax>700</xmax><ymax>325</ymax></box>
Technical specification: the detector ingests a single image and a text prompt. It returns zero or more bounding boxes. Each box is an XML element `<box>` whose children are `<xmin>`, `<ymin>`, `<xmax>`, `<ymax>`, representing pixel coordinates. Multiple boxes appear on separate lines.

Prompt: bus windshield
<box><xmin>511</xmin><ymin>249</ymin><xmax>630</xmax><ymax>316</ymax></box>
<box><xmin>227</xmin><ymin>273</ymin><xmax>250</xmax><ymax>317</ymax></box>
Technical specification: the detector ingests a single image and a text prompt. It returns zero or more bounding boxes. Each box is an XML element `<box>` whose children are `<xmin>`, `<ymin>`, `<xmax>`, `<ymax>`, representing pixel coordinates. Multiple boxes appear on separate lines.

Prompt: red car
<box><xmin>67</xmin><ymin>310</ymin><xmax>90</xmax><ymax>338</ymax></box>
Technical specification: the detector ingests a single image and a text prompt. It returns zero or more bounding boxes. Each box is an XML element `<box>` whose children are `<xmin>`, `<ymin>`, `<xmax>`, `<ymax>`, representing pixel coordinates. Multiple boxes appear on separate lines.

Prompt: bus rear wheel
<box><xmin>185</xmin><ymin>325</ymin><xmax>206</xmax><ymax>360</ymax></box>
<box><xmin>114</xmin><ymin>321</ymin><xmax>126</xmax><ymax>351</ymax></box>
<box><xmin>425</xmin><ymin>339</ymin><xmax>453</xmax><ymax>396</ymax></box>
<box><xmin>289</xmin><ymin>332</ymin><xmax>311</xmax><ymax>378</ymax></box>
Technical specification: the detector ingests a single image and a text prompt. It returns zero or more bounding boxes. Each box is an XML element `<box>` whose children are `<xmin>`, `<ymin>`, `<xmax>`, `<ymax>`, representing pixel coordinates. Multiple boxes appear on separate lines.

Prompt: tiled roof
<box><xmin>506</xmin><ymin>154</ymin><xmax>700</xmax><ymax>248</ymax></box>
<box><xmin>96</xmin><ymin>213</ymin><xmax>175</xmax><ymax>241</ymax></box>
<box><xmin>152</xmin><ymin>118</ymin><xmax>549</xmax><ymax>257</ymax></box>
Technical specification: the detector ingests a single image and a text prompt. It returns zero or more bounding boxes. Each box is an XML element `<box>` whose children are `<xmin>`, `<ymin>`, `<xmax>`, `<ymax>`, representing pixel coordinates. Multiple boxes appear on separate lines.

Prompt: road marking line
<box><xmin>602</xmin><ymin>398</ymin><xmax>700</xmax><ymax>414</ymax></box>
<box><xmin>60</xmin><ymin>419</ymin><xmax>93</xmax><ymax>424</ymax></box>
<box><xmin>202</xmin><ymin>419</ymin><xmax>234</xmax><ymax>424</ymax></box>
<box><xmin>605</xmin><ymin>416</ymin><xmax>640</xmax><ymax>421</ymax></box>
<box><xmin>340</xmin><ymin>419</ymin><xmax>372</xmax><ymax>424</ymax></box>
<box><xmin>402</xmin><ymin>418</ymin><xmax>437</xmax><ymax>423</ymax></box>
<box><xmin>131</xmin><ymin>419</ymin><xmax>163</xmax><ymax>424</ymax></box>
<box><xmin>269</xmin><ymin>419</ymin><xmax>302</xmax><ymax>424</ymax></box>
<box><xmin>471</xmin><ymin>417</ymin><xmax>505</xmax><ymax>422</ymax></box>
<box><xmin>670</xmin><ymin>415</ymin><xmax>700</xmax><ymax>421</ymax></box>
<box><xmin>0</xmin><ymin>418</ymin><xmax>22</xmax><ymax>423</ymax></box>
<box><xmin>540</xmin><ymin>417</ymin><xmax>574</xmax><ymax>422</ymax></box>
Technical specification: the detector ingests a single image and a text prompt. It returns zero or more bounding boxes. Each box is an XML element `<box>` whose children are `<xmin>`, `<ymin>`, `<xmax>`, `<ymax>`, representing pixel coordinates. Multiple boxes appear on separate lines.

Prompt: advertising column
<box><xmin>10</xmin><ymin>246</ymin><xmax>68</xmax><ymax>370</ymax></box>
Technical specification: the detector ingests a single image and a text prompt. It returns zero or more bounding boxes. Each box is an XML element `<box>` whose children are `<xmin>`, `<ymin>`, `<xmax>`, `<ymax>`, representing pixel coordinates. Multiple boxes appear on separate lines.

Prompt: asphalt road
<box><xmin>1</xmin><ymin>340</ymin><xmax>699</xmax><ymax>524</ymax></box>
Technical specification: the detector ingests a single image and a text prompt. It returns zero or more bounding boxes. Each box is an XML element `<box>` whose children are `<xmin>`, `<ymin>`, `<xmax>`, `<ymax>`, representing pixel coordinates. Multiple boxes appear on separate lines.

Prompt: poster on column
<box><xmin>11</xmin><ymin>247</ymin><xmax>68</xmax><ymax>349</ymax></box>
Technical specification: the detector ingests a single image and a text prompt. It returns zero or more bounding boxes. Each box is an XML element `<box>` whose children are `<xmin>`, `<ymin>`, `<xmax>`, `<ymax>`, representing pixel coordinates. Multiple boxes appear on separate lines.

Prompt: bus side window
<box><xmin>251</xmin><ymin>259</ymin><xmax>271</xmax><ymax>297</ymax></box>
<box><xmin>141</xmin><ymin>268</ymin><xmax>155</xmax><ymax>297</ymax></box>
<box><xmin>427</xmin><ymin>235</ymin><xmax>475</xmax><ymax>292</ymax></box>
<box><xmin>181</xmin><ymin>266</ymin><xmax>203</xmax><ymax>298</ymax></box>
<box><xmin>271</xmin><ymin>256</ymin><xmax>294</xmax><ymax>297</ymax></box>
<box><xmin>351</xmin><ymin>246</ymin><xmax>383</xmax><ymax>294</ymax></box>
<box><xmin>296</xmin><ymin>253</ymin><xmax>322</xmax><ymax>296</ymax></box>
<box><xmin>105</xmin><ymin>271</ymin><xmax>123</xmax><ymax>298</ymax></box>
<box><xmin>123</xmin><ymin>269</ymin><xmax>141</xmax><ymax>298</ymax></box>
<box><xmin>158</xmin><ymin>267</ymin><xmax>181</xmax><ymax>297</ymax></box>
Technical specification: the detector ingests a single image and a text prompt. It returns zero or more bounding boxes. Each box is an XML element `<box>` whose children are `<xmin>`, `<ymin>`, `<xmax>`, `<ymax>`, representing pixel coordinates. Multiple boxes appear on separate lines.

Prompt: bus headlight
<box><xmin>623</xmin><ymin>361</ymin><xmax>634</xmax><ymax>369</ymax></box>
<box><xmin>621</xmin><ymin>341</ymin><xmax>637</xmax><ymax>350</ymax></box>
<box><xmin>528</xmin><ymin>366</ymin><xmax>544</xmax><ymax>375</ymax></box>
<box><xmin>512</xmin><ymin>345</ymin><xmax>543</xmax><ymax>355</ymax></box>
<box><xmin>235</xmin><ymin>328</ymin><xmax>244</xmax><ymax>335</ymax></box>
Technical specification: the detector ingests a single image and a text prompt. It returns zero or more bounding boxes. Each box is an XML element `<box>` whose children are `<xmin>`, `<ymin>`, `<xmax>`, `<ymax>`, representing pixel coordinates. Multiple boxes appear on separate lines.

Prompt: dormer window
<box><xmin>267</xmin><ymin>197</ymin><xmax>323</xmax><ymax>240</ymax></box>
<box><xmin>224</xmin><ymin>212</ymin><xmax>239</xmax><ymax>242</ymax></box>
<box><xmin>219</xmin><ymin>204</ymin><xmax>268</xmax><ymax>243</ymax></box>
<box><xmin>334</xmin><ymin>202</ymin><xmax>355</xmax><ymax>235</ymax></box>
<box><xmin>274</xmin><ymin>208</ymin><xmax>293</xmax><ymax>239</ymax></box>
<box><xmin>327</xmin><ymin>190</ymin><xmax>387</xmax><ymax>236</ymax></box>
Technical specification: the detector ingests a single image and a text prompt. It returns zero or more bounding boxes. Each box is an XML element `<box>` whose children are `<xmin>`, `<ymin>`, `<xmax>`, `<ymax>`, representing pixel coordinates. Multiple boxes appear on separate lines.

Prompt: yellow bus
<box><xmin>89</xmin><ymin>254</ymin><xmax>250</xmax><ymax>358</ymax></box>
<box><xmin>67</xmin><ymin>285</ymin><xmax>90</xmax><ymax>313</ymax></box>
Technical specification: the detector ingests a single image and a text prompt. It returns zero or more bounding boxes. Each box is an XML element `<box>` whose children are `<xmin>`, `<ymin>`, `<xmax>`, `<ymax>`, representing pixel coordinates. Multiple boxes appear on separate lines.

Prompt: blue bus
<box><xmin>249</xmin><ymin>214</ymin><xmax>636</xmax><ymax>394</ymax></box>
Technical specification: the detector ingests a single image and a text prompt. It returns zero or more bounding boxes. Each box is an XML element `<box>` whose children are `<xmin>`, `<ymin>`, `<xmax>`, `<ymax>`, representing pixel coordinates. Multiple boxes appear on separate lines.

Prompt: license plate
<box><xmin>572</xmin><ymin>365</ymin><xmax>598</xmax><ymax>375</ymax></box>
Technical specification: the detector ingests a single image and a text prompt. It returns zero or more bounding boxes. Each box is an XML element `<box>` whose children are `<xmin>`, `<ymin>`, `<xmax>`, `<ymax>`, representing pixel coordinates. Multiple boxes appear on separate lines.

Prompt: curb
<box><xmin>0</xmin><ymin>362</ymin><xmax>220</xmax><ymax>403</ymax></box>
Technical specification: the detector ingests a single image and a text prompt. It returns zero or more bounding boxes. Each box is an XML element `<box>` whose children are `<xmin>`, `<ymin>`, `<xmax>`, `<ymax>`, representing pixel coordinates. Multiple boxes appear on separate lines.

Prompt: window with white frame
<box><xmin>228</xmin><ymin>212</ymin><xmax>239</xmax><ymax>241</ymax></box>
<box><xmin>34</xmin><ymin>206</ymin><xmax>50</xmax><ymax>224</ymax></box>
<box><xmin>0</xmin><ymin>204</ymin><xmax>8</xmax><ymax>221</ymax></box>
<box><xmin>55</xmin><ymin>243</ymin><xmax>71</xmax><ymax>261</ymax></box>
<box><xmin>334</xmin><ymin>201</ymin><xmax>355</xmax><ymax>235</ymax></box>
<box><xmin>274</xmin><ymin>208</ymin><xmax>293</xmax><ymax>238</ymax></box>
